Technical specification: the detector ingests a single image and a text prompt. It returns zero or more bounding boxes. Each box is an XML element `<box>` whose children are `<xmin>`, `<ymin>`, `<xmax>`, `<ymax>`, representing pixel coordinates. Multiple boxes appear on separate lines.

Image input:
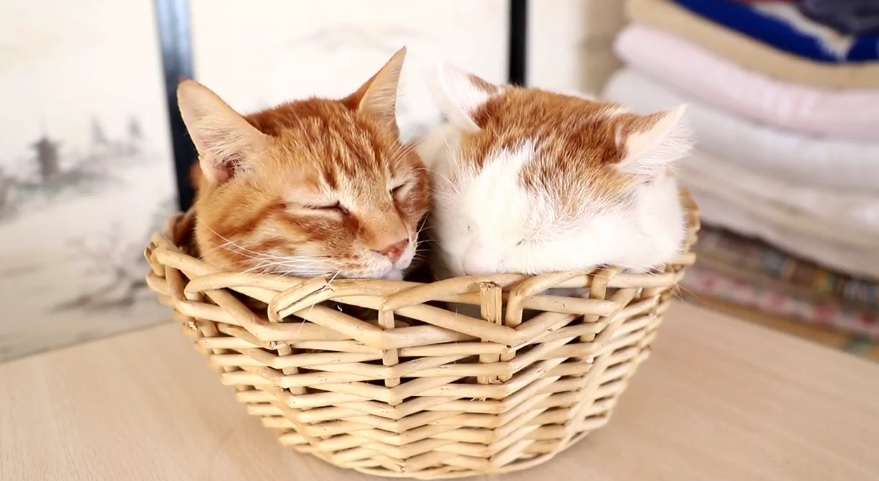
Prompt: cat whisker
<box><xmin>290</xmin><ymin>269</ymin><xmax>339</xmax><ymax>335</ymax></box>
<box><xmin>202</xmin><ymin>226</ymin><xmax>336</xmax><ymax>276</ymax></box>
<box><xmin>399</xmin><ymin>129</ymin><xmax>424</xmax><ymax>147</ymax></box>
<box><xmin>198</xmin><ymin>254</ymin><xmax>274</xmax><ymax>272</ymax></box>
<box><xmin>415</xmin><ymin>222</ymin><xmax>434</xmax><ymax>235</ymax></box>
<box><xmin>208</xmin><ymin>232</ymin><xmax>335</xmax><ymax>269</ymax></box>
<box><xmin>203</xmin><ymin>225</ymin><xmax>276</xmax><ymax>259</ymax></box>
<box><xmin>436</xmin><ymin>130</ymin><xmax>471</xmax><ymax>185</ymax></box>
<box><xmin>390</xmin><ymin>139</ymin><xmax>421</xmax><ymax>164</ymax></box>
<box><xmin>244</xmin><ymin>259</ymin><xmax>300</xmax><ymax>275</ymax></box>
<box><xmin>414</xmin><ymin>166</ymin><xmax>454</xmax><ymax>190</ymax></box>
<box><xmin>298</xmin><ymin>269</ymin><xmax>343</xmax><ymax>330</ymax></box>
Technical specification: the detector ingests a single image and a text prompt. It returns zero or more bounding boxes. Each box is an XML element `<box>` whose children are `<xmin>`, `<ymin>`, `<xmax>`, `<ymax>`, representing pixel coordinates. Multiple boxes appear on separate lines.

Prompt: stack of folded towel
<box><xmin>602</xmin><ymin>0</ymin><xmax>879</xmax><ymax>336</ymax></box>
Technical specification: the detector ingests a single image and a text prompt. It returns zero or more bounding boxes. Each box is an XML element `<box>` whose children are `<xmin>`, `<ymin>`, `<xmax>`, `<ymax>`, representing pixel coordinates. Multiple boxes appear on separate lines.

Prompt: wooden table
<box><xmin>3</xmin><ymin>302</ymin><xmax>878</xmax><ymax>481</ymax></box>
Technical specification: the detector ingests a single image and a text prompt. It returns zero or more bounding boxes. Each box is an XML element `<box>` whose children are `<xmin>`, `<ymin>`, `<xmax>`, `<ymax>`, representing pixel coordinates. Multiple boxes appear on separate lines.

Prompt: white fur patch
<box><xmin>431</xmin><ymin>63</ymin><xmax>501</xmax><ymax>133</ymax></box>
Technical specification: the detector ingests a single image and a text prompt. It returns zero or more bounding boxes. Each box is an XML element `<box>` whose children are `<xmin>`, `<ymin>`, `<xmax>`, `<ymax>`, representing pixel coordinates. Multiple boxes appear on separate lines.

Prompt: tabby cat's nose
<box><xmin>374</xmin><ymin>239</ymin><xmax>408</xmax><ymax>263</ymax></box>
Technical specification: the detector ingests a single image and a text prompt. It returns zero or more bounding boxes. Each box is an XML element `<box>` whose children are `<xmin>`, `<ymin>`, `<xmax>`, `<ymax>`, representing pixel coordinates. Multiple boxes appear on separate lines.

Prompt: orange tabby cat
<box><xmin>177</xmin><ymin>48</ymin><xmax>430</xmax><ymax>279</ymax></box>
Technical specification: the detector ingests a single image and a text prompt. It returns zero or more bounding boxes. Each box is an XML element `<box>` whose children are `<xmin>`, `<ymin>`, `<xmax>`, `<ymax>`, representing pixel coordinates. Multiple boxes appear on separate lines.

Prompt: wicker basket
<box><xmin>144</xmin><ymin>194</ymin><xmax>699</xmax><ymax>479</ymax></box>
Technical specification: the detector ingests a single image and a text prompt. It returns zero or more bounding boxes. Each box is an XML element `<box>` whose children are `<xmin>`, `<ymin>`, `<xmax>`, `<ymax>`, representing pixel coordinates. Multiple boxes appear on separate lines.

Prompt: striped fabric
<box><xmin>692</xmin><ymin>225</ymin><xmax>879</xmax><ymax>311</ymax></box>
<box><xmin>673</xmin><ymin>0</ymin><xmax>879</xmax><ymax>62</ymax></box>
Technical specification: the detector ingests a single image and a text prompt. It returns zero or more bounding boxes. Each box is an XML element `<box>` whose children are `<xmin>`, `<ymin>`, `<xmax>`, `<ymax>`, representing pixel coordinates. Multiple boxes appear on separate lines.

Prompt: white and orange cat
<box><xmin>418</xmin><ymin>64</ymin><xmax>693</xmax><ymax>279</ymax></box>
<box><xmin>177</xmin><ymin>48</ymin><xmax>430</xmax><ymax>279</ymax></box>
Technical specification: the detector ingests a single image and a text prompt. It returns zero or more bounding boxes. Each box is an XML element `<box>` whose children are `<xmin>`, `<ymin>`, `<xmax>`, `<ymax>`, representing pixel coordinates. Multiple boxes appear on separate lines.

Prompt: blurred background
<box><xmin>1</xmin><ymin>0</ymin><xmax>876</xmax><ymax>363</ymax></box>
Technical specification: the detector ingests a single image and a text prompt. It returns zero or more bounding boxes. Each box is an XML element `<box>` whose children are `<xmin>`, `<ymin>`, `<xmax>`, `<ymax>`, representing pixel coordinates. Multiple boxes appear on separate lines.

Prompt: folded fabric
<box><xmin>799</xmin><ymin>0</ymin><xmax>879</xmax><ymax>36</ymax></box>
<box><xmin>695</xmin><ymin>225</ymin><xmax>879</xmax><ymax>310</ymax></box>
<box><xmin>683</xmin><ymin>179</ymin><xmax>879</xmax><ymax>280</ymax></box>
<box><xmin>679</xmin><ymin>160</ymin><xmax>879</xmax><ymax>267</ymax></box>
<box><xmin>678</xmin><ymin>150</ymin><xmax>879</xmax><ymax>241</ymax></box>
<box><xmin>681</xmin><ymin>265</ymin><xmax>879</xmax><ymax>339</ymax></box>
<box><xmin>603</xmin><ymin>69</ymin><xmax>879</xmax><ymax>192</ymax></box>
<box><xmin>615</xmin><ymin>25</ymin><xmax>879</xmax><ymax>141</ymax></box>
<box><xmin>626</xmin><ymin>0</ymin><xmax>879</xmax><ymax>88</ymax></box>
<box><xmin>673</xmin><ymin>0</ymin><xmax>879</xmax><ymax>62</ymax></box>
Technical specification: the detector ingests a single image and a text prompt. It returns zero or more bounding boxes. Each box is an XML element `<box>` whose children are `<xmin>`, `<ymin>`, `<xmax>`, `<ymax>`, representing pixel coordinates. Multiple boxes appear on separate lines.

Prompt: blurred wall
<box><xmin>189</xmin><ymin>0</ymin><xmax>509</xmax><ymax>141</ymax></box>
<box><xmin>529</xmin><ymin>0</ymin><xmax>627</xmax><ymax>94</ymax></box>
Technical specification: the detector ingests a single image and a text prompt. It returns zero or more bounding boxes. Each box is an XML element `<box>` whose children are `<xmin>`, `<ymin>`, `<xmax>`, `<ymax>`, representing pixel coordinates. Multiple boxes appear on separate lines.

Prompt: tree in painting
<box><xmin>91</xmin><ymin>117</ymin><xmax>109</xmax><ymax>146</ymax></box>
<box><xmin>53</xmin><ymin>197</ymin><xmax>176</xmax><ymax>312</ymax></box>
<box><xmin>125</xmin><ymin>116</ymin><xmax>143</xmax><ymax>155</ymax></box>
<box><xmin>0</xmin><ymin>167</ymin><xmax>14</xmax><ymax>218</ymax></box>
<box><xmin>128</xmin><ymin>116</ymin><xmax>142</xmax><ymax>141</ymax></box>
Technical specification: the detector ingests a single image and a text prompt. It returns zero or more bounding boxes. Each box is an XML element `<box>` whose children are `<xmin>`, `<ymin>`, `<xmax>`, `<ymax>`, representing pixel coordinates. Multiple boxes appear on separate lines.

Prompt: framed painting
<box><xmin>0</xmin><ymin>0</ymin><xmax>176</xmax><ymax>361</ymax></box>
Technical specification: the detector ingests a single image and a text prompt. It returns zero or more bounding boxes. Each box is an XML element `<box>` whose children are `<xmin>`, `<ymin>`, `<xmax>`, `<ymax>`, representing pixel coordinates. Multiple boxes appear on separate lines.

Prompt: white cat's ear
<box><xmin>177</xmin><ymin>79</ymin><xmax>269</xmax><ymax>185</ymax></box>
<box><xmin>432</xmin><ymin>63</ymin><xmax>503</xmax><ymax>132</ymax></box>
<box><xmin>350</xmin><ymin>47</ymin><xmax>406</xmax><ymax>134</ymax></box>
<box><xmin>615</xmin><ymin>105</ymin><xmax>692</xmax><ymax>177</ymax></box>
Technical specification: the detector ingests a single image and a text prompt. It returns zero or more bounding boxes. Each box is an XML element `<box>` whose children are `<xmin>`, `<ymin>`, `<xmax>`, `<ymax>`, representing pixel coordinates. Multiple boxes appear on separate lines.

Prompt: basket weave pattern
<box><xmin>145</xmin><ymin>199</ymin><xmax>699</xmax><ymax>479</ymax></box>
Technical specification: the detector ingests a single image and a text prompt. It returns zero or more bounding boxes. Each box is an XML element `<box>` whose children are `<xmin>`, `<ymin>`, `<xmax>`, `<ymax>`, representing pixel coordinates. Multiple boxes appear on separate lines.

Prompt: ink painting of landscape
<box><xmin>0</xmin><ymin>0</ymin><xmax>175</xmax><ymax>361</ymax></box>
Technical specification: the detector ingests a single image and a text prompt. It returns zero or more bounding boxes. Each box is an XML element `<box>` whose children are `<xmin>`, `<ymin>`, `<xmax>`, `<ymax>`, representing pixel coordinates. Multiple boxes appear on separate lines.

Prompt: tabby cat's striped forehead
<box><xmin>242</xmin><ymin>97</ymin><xmax>412</xmax><ymax>191</ymax></box>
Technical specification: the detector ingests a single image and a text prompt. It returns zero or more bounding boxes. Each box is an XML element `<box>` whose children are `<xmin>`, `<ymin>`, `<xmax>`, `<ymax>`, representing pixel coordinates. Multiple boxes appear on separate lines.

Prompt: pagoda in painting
<box><xmin>32</xmin><ymin>134</ymin><xmax>61</xmax><ymax>182</ymax></box>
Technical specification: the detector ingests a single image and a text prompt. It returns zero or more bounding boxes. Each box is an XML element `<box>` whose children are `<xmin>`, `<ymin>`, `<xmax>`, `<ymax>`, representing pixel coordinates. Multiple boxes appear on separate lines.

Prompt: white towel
<box><xmin>679</xmin><ymin>150</ymin><xmax>879</xmax><ymax>244</ymax></box>
<box><xmin>603</xmin><ymin>68</ymin><xmax>879</xmax><ymax>192</ymax></box>
<box><xmin>685</xmin><ymin>182</ymin><xmax>879</xmax><ymax>280</ymax></box>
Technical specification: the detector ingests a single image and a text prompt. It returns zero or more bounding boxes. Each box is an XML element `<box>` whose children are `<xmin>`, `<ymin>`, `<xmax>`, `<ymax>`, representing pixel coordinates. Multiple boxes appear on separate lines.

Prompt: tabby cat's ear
<box><xmin>431</xmin><ymin>63</ymin><xmax>503</xmax><ymax>132</ymax></box>
<box><xmin>614</xmin><ymin>105</ymin><xmax>692</xmax><ymax>178</ymax></box>
<box><xmin>177</xmin><ymin>79</ymin><xmax>269</xmax><ymax>185</ymax></box>
<box><xmin>348</xmin><ymin>47</ymin><xmax>406</xmax><ymax>134</ymax></box>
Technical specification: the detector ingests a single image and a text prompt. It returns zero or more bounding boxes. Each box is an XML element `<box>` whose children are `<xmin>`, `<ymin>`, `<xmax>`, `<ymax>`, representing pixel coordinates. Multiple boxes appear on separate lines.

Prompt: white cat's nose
<box><xmin>461</xmin><ymin>251</ymin><xmax>501</xmax><ymax>276</ymax></box>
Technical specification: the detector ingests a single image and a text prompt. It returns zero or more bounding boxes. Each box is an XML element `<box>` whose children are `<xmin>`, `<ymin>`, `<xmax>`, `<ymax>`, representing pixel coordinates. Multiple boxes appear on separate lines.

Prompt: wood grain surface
<box><xmin>2</xmin><ymin>301</ymin><xmax>878</xmax><ymax>481</ymax></box>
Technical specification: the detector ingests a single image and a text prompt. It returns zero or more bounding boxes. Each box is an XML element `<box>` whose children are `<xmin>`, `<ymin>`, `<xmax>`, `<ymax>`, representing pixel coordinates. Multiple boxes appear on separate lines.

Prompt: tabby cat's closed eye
<box><xmin>304</xmin><ymin>201</ymin><xmax>346</xmax><ymax>213</ymax></box>
<box><xmin>390</xmin><ymin>183</ymin><xmax>408</xmax><ymax>198</ymax></box>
